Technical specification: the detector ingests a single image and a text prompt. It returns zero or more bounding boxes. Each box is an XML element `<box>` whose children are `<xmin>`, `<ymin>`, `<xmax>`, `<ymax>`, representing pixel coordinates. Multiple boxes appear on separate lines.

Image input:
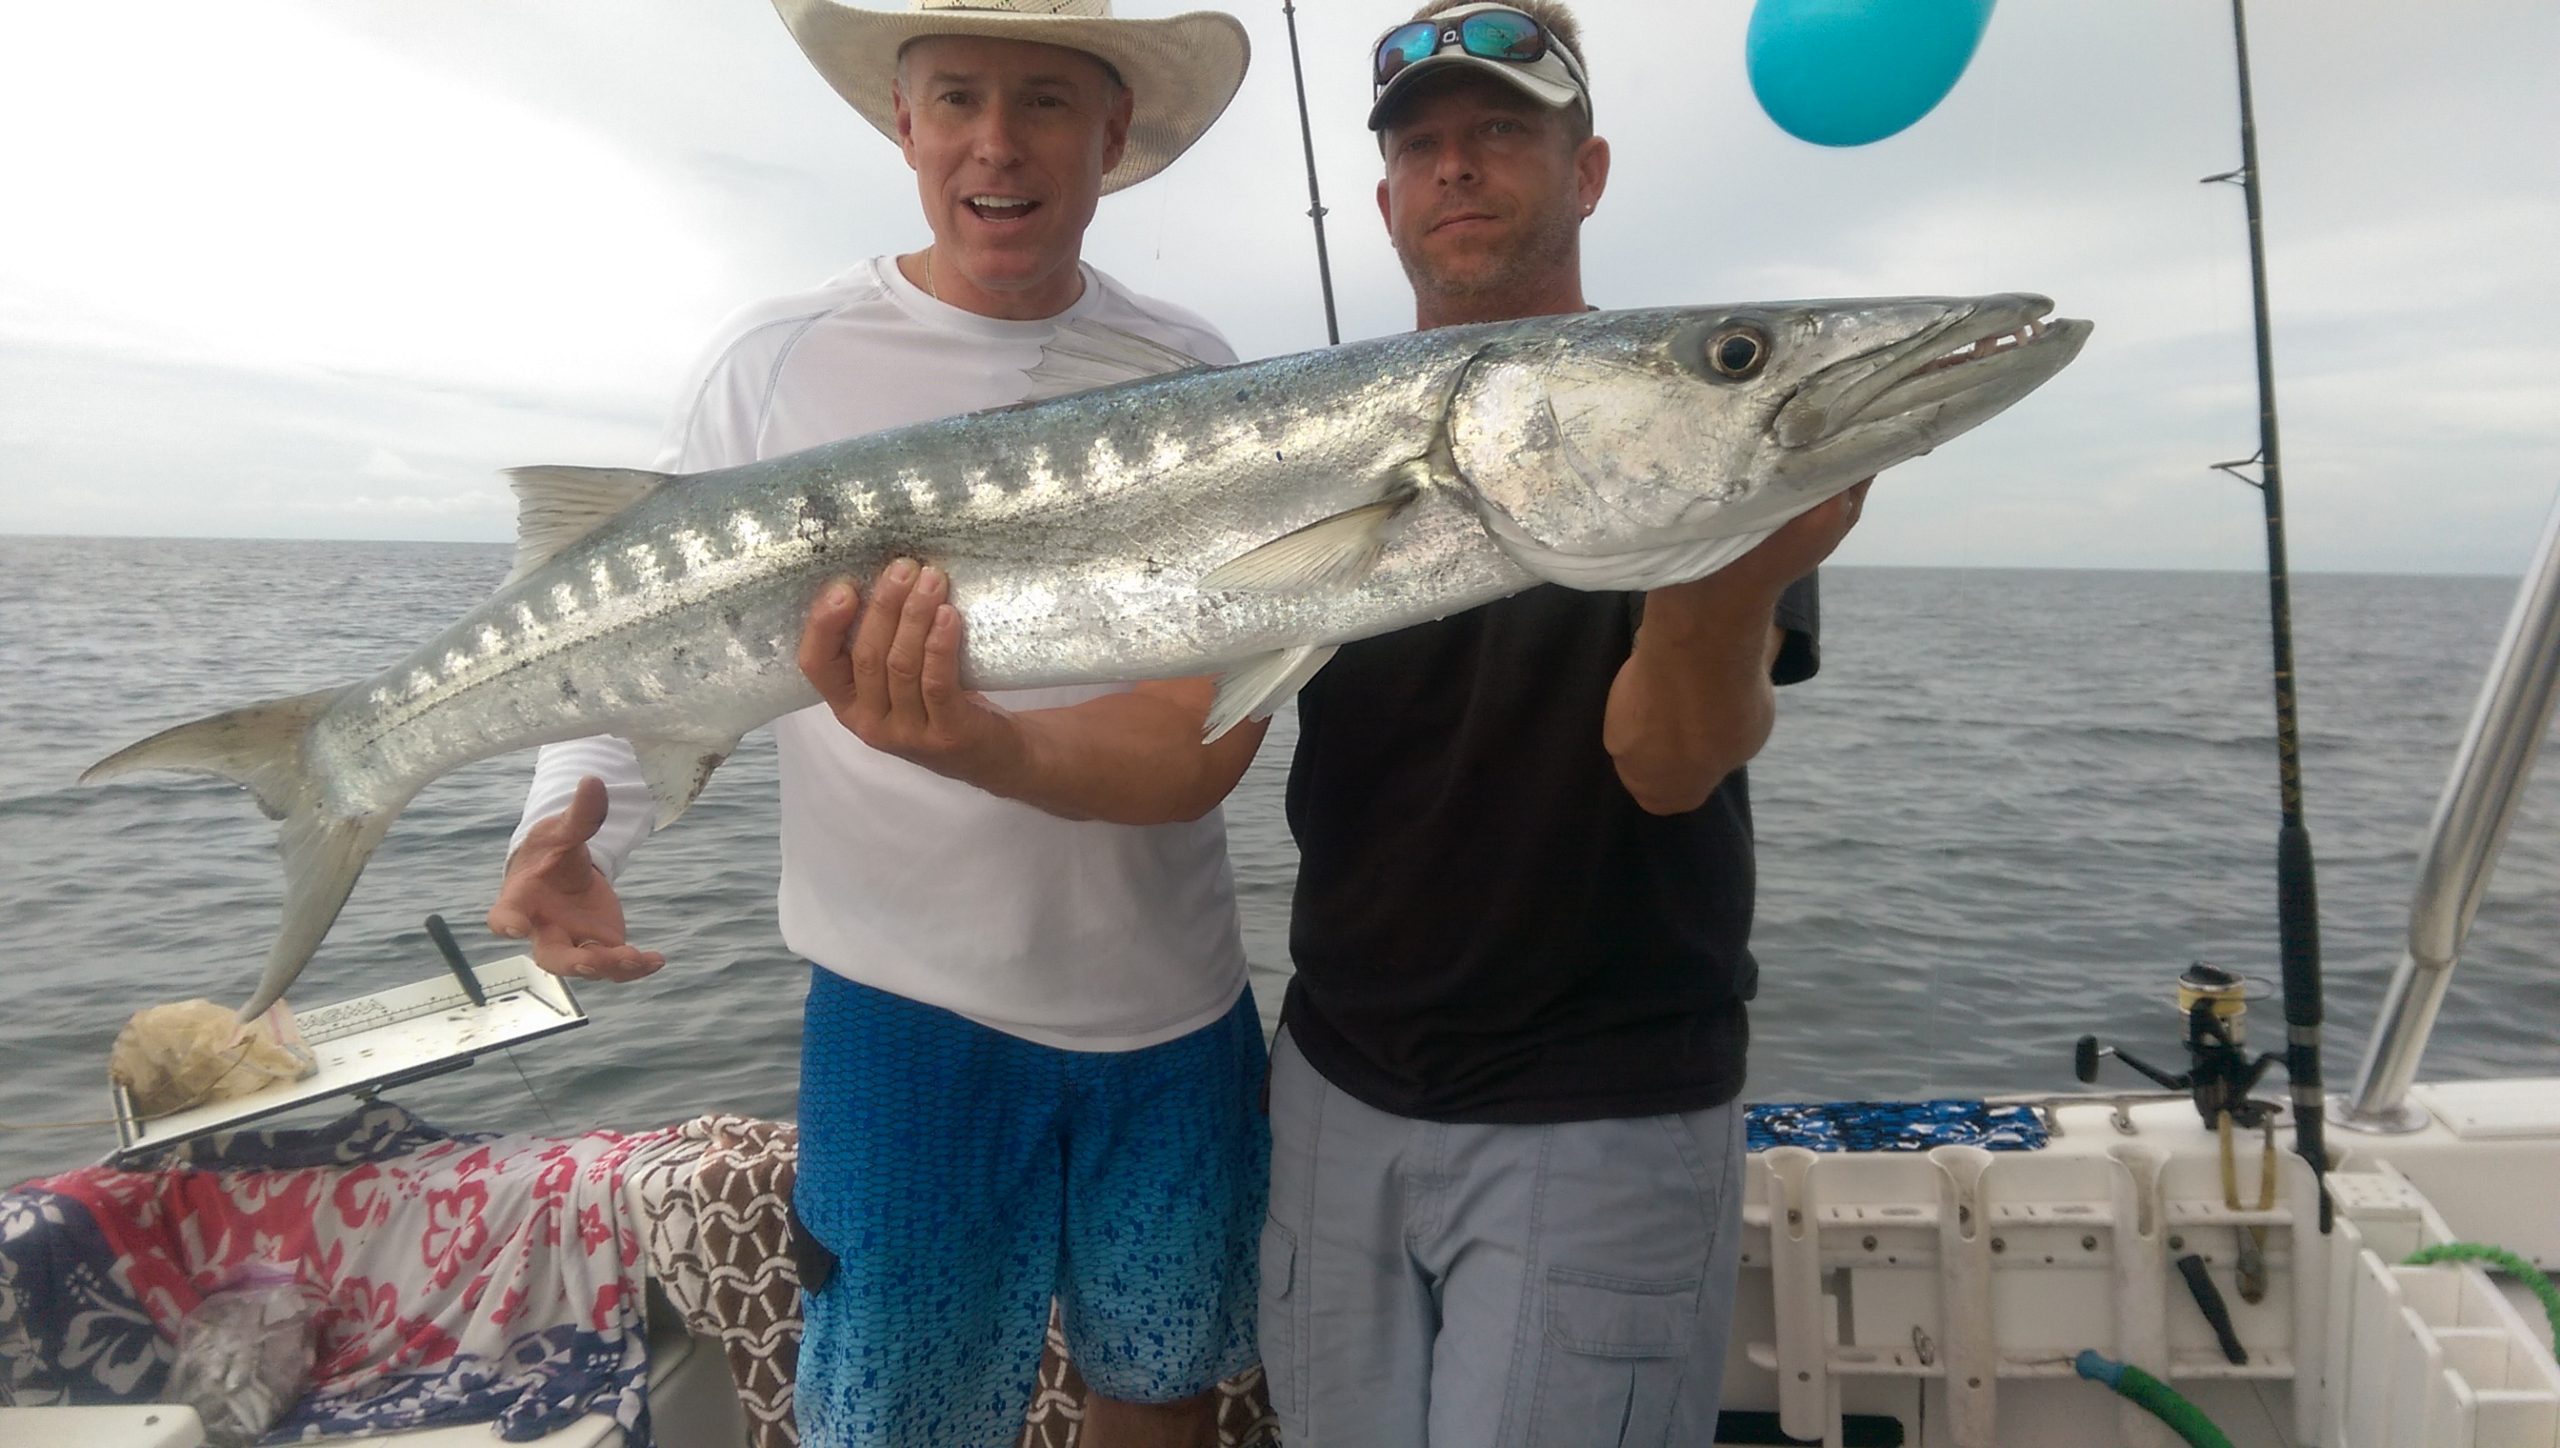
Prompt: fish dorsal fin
<box><xmin>1022</xmin><ymin>322</ymin><xmax>1211</xmax><ymax>402</ymax></box>
<box><xmin>1204</xmin><ymin>643</ymin><xmax>1339</xmax><ymax>743</ymax></box>
<box><xmin>626</xmin><ymin>732</ymin><xmax>741</xmax><ymax>830</ymax></box>
<box><xmin>1199</xmin><ymin>491</ymin><xmax>1417</xmax><ymax>593</ymax></box>
<box><xmin>503</xmin><ymin>466</ymin><xmax>676</xmax><ymax>586</ymax></box>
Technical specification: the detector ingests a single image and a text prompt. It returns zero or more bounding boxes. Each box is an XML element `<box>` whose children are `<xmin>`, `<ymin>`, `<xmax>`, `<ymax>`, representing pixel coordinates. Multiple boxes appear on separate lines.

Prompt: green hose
<box><xmin>2065</xmin><ymin>1241</ymin><xmax>2553</xmax><ymax>1448</ymax></box>
<box><xmin>2073</xmin><ymin>1351</ymin><xmax>2235</xmax><ymax>1448</ymax></box>
<box><xmin>2404</xmin><ymin>1241</ymin><xmax>2560</xmax><ymax>1352</ymax></box>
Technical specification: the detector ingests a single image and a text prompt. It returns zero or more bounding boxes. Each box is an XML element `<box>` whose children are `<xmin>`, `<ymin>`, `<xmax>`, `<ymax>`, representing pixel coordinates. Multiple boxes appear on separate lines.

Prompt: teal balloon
<box><xmin>1747</xmin><ymin>0</ymin><xmax>1996</xmax><ymax>147</ymax></box>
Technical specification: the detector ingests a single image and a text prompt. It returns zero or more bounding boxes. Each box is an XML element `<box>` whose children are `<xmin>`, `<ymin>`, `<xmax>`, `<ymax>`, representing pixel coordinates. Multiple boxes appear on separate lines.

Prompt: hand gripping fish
<box><xmin>86</xmin><ymin>296</ymin><xmax>2090</xmax><ymax>1017</ymax></box>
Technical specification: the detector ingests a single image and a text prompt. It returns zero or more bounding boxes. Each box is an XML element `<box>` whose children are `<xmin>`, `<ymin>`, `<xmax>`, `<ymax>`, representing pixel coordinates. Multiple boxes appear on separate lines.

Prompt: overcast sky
<box><xmin>3</xmin><ymin>1</ymin><xmax>2554</xmax><ymax>573</ymax></box>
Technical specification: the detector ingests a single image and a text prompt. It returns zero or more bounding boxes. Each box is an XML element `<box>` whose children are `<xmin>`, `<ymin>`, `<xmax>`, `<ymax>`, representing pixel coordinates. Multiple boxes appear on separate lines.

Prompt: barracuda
<box><xmin>84</xmin><ymin>294</ymin><xmax>2089</xmax><ymax>1018</ymax></box>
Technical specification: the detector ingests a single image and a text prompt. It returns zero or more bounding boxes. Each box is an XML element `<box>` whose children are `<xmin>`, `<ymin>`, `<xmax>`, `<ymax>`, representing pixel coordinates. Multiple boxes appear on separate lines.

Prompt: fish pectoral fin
<box><xmin>1199</xmin><ymin>493</ymin><xmax>1417</xmax><ymax>594</ymax></box>
<box><xmin>627</xmin><ymin>734</ymin><xmax>740</xmax><ymax>829</ymax></box>
<box><xmin>1204</xmin><ymin>644</ymin><xmax>1339</xmax><ymax>743</ymax></box>
<box><xmin>1022</xmin><ymin>322</ymin><xmax>1212</xmax><ymax>402</ymax></box>
<box><xmin>503</xmin><ymin>466</ymin><xmax>679</xmax><ymax>586</ymax></box>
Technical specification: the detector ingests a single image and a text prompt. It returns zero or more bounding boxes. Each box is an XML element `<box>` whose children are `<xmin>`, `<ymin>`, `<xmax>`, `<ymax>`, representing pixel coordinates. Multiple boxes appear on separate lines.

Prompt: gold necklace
<box><xmin>923</xmin><ymin>246</ymin><xmax>938</xmax><ymax>302</ymax></box>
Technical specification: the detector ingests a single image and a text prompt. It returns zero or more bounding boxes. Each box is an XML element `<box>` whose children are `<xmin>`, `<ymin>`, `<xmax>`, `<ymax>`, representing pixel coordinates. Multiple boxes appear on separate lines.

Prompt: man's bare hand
<box><xmin>1602</xmin><ymin>478</ymin><xmax>1872</xmax><ymax>814</ymax></box>
<box><xmin>1716</xmin><ymin>477</ymin><xmax>1869</xmax><ymax>602</ymax></box>
<box><xmin>488</xmin><ymin>775</ymin><xmax>665</xmax><ymax>982</ymax></box>
<box><xmin>799</xmin><ymin>561</ymin><xmax>1029</xmax><ymax>790</ymax></box>
<box><xmin>1753</xmin><ymin>476</ymin><xmax>1869</xmax><ymax>582</ymax></box>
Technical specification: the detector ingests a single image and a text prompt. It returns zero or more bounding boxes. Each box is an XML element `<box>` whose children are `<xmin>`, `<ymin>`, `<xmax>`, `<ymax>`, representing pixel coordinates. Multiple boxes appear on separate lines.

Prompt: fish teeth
<box><xmin>1920</xmin><ymin>319</ymin><xmax>2047</xmax><ymax>373</ymax></box>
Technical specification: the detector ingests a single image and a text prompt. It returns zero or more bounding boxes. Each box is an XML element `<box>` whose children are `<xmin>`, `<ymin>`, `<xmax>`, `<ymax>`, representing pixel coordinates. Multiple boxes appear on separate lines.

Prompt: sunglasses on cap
<box><xmin>1372</xmin><ymin>7</ymin><xmax>1586</xmax><ymax>99</ymax></box>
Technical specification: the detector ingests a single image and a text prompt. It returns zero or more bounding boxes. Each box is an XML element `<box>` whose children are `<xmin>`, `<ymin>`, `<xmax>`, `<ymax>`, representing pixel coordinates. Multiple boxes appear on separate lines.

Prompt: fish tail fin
<box><xmin>83</xmin><ymin>688</ymin><xmax>393</xmax><ymax>1021</ymax></box>
<box><xmin>248</xmin><ymin>804</ymin><xmax>397</xmax><ymax>1022</ymax></box>
<box><xmin>83</xmin><ymin>688</ymin><xmax>343</xmax><ymax>811</ymax></box>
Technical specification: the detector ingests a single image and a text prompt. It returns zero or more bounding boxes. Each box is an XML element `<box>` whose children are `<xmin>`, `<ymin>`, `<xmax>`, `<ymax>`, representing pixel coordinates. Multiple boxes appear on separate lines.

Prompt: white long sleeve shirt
<box><xmin>512</xmin><ymin>256</ymin><xmax>1248</xmax><ymax>1050</ymax></box>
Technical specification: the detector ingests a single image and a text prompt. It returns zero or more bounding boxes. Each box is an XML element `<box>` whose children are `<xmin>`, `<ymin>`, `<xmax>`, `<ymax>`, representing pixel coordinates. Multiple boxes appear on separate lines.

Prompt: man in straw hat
<box><xmin>1260</xmin><ymin>3</ymin><xmax>1865</xmax><ymax>1442</ymax></box>
<box><xmin>488</xmin><ymin>4</ymin><xmax>1266</xmax><ymax>1443</ymax></box>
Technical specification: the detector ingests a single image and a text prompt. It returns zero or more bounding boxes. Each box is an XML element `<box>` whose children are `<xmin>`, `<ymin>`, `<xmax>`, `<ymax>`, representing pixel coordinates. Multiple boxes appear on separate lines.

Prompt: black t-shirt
<box><xmin>1282</xmin><ymin>576</ymin><xmax>1820</xmax><ymax>1123</ymax></box>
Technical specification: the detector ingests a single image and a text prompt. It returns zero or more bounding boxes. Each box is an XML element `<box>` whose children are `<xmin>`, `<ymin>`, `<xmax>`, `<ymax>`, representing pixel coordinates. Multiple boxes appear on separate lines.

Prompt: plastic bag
<box><xmin>109</xmin><ymin>1000</ymin><xmax>316</xmax><ymax>1120</ymax></box>
<box><xmin>168</xmin><ymin>1267</ymin><xmax>320</xmax><ymax>1447</ymax></box>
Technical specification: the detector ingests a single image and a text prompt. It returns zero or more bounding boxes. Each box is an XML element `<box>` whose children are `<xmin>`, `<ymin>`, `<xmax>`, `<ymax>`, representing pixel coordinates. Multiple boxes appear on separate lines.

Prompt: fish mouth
<box><xmin>1774</xmin><ymin>295</ymin><xmax>2091</xmax><ymax>449</ymax></box>
<box><xmin>1908</xmin><ymin>313</ymin><xmax>2065</xmax><ymax>378</ymax></box>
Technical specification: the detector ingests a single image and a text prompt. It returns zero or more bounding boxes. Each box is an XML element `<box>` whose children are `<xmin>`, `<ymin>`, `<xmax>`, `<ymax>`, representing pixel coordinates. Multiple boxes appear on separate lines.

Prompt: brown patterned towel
<box><xmin>634</xmin><ymin>1114</ymin><xmax>805</xmax><ymax>1448</ymax></box>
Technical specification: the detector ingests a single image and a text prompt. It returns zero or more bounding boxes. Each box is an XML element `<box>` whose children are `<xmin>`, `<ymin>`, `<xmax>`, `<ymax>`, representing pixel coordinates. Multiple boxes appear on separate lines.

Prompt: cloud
<box><xmin>0</xmin><ymin>335</ymin><xmax>654</xmax><ymax>541</ymax></box>
<box><xmin>2</xmin><ymin>0</ymin><xmax>2554</xmax><ymax>574</ymax></box>
<box><xmin>307</xmin><ymin>489</ymin><xmax>515</xmax><ymax>521</ymax></box>
<box><xmin>0</xmin><ymin>2</ymin><xmax>736</xmax><ymax>398</ymax></box>
<box><xmin>357</xmin><ymin>449</ymin><xmax>437</xmax><ymax>483</ymax></box>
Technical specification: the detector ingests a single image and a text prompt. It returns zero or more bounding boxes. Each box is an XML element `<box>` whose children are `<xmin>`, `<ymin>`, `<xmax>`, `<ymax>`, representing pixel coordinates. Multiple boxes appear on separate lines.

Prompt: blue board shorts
<box><xmin>791</xmin><ymin>967</ymin><xmax>1268</xmax><ymax>1448</ymax></box>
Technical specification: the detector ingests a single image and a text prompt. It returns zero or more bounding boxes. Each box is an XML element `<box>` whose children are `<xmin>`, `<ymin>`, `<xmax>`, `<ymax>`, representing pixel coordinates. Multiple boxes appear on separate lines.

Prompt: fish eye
<box><xmin>1704</xmin><ymin>327</ymin><xmax>1767</xmax><ymax>380</ymax></box>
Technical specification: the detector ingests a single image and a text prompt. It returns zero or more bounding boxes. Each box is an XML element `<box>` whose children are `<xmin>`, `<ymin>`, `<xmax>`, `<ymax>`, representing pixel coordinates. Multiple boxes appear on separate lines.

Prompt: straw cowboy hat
<box><xmin>771</xmin><ymin>0</ymin><xmax>1252</xmax><ymax>194</ymax></box>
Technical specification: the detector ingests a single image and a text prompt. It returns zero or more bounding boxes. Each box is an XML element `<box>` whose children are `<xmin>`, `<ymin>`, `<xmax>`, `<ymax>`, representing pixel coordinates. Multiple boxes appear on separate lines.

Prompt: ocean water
<box><xmin>4</xmin><ymin>537</ymin><xmax>2557</xmax><ymax>1187</ymax></box>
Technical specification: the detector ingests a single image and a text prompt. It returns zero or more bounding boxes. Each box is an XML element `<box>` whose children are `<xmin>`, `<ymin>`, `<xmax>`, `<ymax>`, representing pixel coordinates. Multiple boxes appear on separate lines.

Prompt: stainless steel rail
<box><xmin>2338</xmin><ymin>489</ymin><xmax>2560</xmax><ymax>1132</ymax></box>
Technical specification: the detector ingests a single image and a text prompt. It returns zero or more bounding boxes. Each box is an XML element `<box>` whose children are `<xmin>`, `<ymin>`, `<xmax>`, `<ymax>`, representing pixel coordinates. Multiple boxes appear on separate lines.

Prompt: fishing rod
<box><xmin>1280</xmin><ymin>0</ymin><xmax>1342</xmax><ymax>345</ymax></box>
<box><xmin>2202</xmin><ymin>0</ymin><xmax>2329</xmax><ymax>1228</ymax></box>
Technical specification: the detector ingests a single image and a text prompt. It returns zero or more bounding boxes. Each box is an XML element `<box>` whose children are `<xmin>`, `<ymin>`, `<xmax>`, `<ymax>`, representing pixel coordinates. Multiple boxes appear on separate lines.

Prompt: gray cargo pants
<box><xmin>1258</xmin><ymin>1026</ymin><xmax>1744</xmax><ymax>1447</ymax></box>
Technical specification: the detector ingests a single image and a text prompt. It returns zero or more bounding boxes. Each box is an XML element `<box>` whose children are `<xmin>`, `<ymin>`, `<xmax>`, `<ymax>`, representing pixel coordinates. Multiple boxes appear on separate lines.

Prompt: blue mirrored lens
<box><xmin>1375</xmin><ymin>23</ymin><xmax>1440</xmax><ymax>85</ymax></box>
<box><xmin>1461</xmin><ymin>10</ymin><xmax>1545</xmax><ymax>62</ymax></box>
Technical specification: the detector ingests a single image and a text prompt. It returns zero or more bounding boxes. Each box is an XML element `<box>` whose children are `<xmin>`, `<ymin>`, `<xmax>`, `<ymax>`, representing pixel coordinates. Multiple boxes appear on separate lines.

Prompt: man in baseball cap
<box><xmin>1262</xmin><ymin>3</ymin><xmax>1862</xmax><ymax>1443</ymax></box>
<box><xmin>492</xmin><ymin>5</ymin><xmax>1270</xmax><ymax>1444</ymax></box>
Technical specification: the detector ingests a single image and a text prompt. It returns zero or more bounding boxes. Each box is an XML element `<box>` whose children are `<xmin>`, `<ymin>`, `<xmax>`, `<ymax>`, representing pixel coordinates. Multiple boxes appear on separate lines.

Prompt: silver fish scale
<box><xmin>311</xmin><ymin>323</ymin><xmax>1518</xmax><ymax>805</ymax></box>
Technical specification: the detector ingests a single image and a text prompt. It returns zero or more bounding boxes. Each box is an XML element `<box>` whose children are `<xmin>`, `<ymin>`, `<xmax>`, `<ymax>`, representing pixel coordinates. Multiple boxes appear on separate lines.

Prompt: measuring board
<box><xmin>111</xmin><ymin>954</ymin><xmax>585</xmax><ymax>1160</ymax></box>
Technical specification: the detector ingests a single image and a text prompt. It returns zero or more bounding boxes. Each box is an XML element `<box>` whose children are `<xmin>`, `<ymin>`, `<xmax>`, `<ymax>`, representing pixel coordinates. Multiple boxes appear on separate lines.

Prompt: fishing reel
<box><xmin>2075</xmin><ymin>962</ymin><xmax>2283</xmax><ymax>1130</ymax></box>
